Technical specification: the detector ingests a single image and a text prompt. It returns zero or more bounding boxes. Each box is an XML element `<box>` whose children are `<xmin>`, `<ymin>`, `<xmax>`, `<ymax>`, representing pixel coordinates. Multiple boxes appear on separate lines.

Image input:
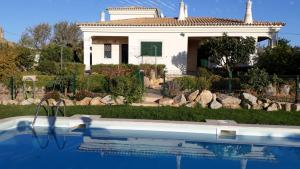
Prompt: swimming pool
<box><xmin>1</xmin><ymin>116</ymin><xmax>300</xmax><ymax>169</ymax></box>
<box><xmin>1</xmin><ymin>125</ymin><xmax>300</xmax><ymax>169</ymax></box>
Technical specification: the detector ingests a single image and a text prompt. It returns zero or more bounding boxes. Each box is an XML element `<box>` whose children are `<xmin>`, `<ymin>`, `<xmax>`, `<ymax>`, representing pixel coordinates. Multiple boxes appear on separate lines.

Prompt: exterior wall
<box><xmin>92</xmin><ymin>43</ymin><xmax>120</xmax><ymax>65</ymax></box>
<box><xmin>80</xmin><ymin>26</ymin><xmax>282</xmax><ymax>74</ymax></box>
<box><xmin>91</xmin><ymin>37</ymin><xmax>128</xmax><ymax>65</ymax></box>
<box><xmin>128</xmin><ymin>33</ymin><xmax>188</xmax><ymax>75</ymax></box>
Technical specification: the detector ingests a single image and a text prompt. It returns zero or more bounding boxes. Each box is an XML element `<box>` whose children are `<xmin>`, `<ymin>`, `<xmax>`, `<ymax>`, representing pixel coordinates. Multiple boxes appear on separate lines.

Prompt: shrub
<box><xmin>63</xmin><ymin>62</ymin><xmax>85</xmax><ymax>76</ymax></box>
<box><xmin>25</xmin><ymin>75</ymin><xmax>55</xmax><ymax>88</ymax></box>
<box><xmin>173</xmin><ymin>76</ymin><xmax>211</xmax><ymax>92</ymax></box>
<box><xmin>74</xmin><ymin>90</ymin><xmax>95</xmax><ymax>101</ymax></box>
<box><xmin>198</xmin><ymin>67</ymin><xmax>213</xmax><ymax>79</ymax></box>
<box><xmin>36</xmin><ymin>61</ymin><xmax>60</xmax><ymax>75</ymax></box>
<box><xmin>92</xmin><ymin>64</ymin><xmax>139</xmax><ymax>78</ymax></box>
<box><xmin>211</xmin><ymin>77</ymin><xmax>241</xmax><ymax>92</ymax></box>
<box><xmin>40</xmin><ymin>43</ymin><xmax>74</xmax><ymax>63</ymax></box>
<box><xmin>140</xmin><ymin>64</ymin><xmax>166</xmax><ymax>78</ymax></box>
<box><xmin>241</xmin><ymin>68</ymin><xmax>270</xmax><ymax>94</ymax></box>
<box><xmin>165</xmin><ymin>81</ymin><xmax>181</xmax><ymax>97</ymax></box>
<box><xmin>109</xmin><ymin>76</ymin><xmax>143</xmax><ymax>103</ymax></box>
<box><xmin>92</xmin><ymin>64</ymin><xmax>166</xmax><ymax>78</ymax></box>
<box><xmin>37</xmin><ymin>61</ymin><xmax>85</xmax><ymax>76</ymax></box>
<box><xmin>77</xmin><ymin>74</ymin><xmax>108</xmax><ymax>93</ymax></box>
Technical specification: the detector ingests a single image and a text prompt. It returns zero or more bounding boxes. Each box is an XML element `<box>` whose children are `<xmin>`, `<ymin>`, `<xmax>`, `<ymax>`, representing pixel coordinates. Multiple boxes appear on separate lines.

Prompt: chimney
<box><xmin>244</xmin><ymin>0</ymin><xmax>253</xmax><ymax>24</ymax></box>
<box><xmin>184</xmin><ymin>4</ymin><xmax>188</xmax><ymax>18</ymax></box>
<box><xmin>100</xmin><ymin>11</ymin><xmax>106</xmax><ymax>22</ymax></box>
<box><xmin>161</xmin><ymin>12</ymin><xmax>165</xmax><ymax>18</ymax></box>
<box><xmin>178</xmin><ymin>0</ymin><xmax>186</xmax><ymax>20</ymax></box>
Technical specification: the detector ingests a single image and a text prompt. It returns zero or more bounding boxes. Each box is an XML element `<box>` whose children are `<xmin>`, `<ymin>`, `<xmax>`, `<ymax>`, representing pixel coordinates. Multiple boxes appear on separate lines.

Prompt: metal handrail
<box><xmin>32</xmin><ymin>98</ymin><xmax>66</xmax><ymax>127</ymax></box>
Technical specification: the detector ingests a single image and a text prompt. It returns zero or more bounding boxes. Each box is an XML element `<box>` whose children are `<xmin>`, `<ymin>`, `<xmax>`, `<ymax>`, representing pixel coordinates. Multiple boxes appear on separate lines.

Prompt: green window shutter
<box><xmin>141</xmin><ymin>42</ymin><xmax>162</xmax><ymax>57</ymax></box>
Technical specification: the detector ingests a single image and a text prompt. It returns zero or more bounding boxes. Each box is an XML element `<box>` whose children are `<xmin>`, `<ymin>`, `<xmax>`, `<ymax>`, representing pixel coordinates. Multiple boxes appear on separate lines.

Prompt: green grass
<box><xmin>1</xmin><ymin>105</ymin><xmax>300</xmax><ymax>126</ymax></box>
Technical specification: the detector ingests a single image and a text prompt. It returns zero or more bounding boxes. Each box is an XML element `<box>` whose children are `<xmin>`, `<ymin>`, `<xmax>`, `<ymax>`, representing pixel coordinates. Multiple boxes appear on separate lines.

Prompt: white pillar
<box><xmin>250</xmin><ymin>37</ymin><xmax>258</xmax><ymax>65</ymax></box>
<box><xmin>270</xmin><ymin>32</ymin><xmax>278</xmax><ymax>48</ymax></box>
<box><xmin>84</xmin><ymin>33</ymin><xmax>92</xmax><ymax>71</ymax></box>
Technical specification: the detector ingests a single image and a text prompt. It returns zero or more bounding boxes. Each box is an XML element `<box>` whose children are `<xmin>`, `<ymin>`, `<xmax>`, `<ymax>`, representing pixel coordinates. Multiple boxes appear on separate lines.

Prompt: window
<box><xmin>104</xmin><ymin>44</ymin><xmax>112</xmax><ymax>58</ymax></box>
<box><xmin>141</xmin><ymin>42</ymin><xmax>162</xmax><ymax>56</ymax></box>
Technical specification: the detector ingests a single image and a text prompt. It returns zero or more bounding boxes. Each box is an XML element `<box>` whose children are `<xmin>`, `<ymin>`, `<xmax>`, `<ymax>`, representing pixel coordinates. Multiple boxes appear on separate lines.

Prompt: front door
<box><xmin>121</xmin><ymin>44</ymin><xmax>128</xmax><ymax>64</ymax></box>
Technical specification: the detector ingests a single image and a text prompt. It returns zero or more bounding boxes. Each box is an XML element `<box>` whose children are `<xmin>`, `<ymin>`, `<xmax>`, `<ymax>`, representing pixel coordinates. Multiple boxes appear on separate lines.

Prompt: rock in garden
<box><xmin>101</xmin><ymin>95</ymin><xmax>116</xmax><ymax>105</ymax></box>
<box><xmin>7</xmin><ymin>100</ymin><xmax>19</xmax><ymax>105</ymax></box>
<box><xmin>267</xmin><ymin>103</ymin><xmax>279</xmax><ymax>112</ymax></box>
<box><xmin>159</xmin><ymin>98</ymin><xmax>174</xmax><ymax>106</ymax></box>
<box><xmin>265</xmin><ymin>84</ymin><xmax>277</xmax><ymax>96</ymax></box>
<box><xmin>280</xmin><ymin>85</ymin><xmax>291</xmax><ymax>95</ymax></box>
<box><xmin>241</xmin><ymin>102</ymin><xmax>251</xmax><ymax>110</ymax></box>
<box><xmin>143</xmin><ymin>92</ymin><xmax>163</xmax><ymax>103</ymax></box>
<box><xmin>173</xmin><ymin>94</ymin><xmax>187</xmax><ymax>106</ymax></box>
<box><xmin>196</xmin><ymin>90</ymin><xmax>213</xmax><ymax>107</ymax></box>
<box><xmin>1</xmin><ymin>100</ymin><xmax>8</xmax><ymax>105</ymax></box>
<box><xmin>63</xmin><ymin>99</ymin><xmax>75</xmax><ymax>106</ymax></box>
<box><xmin>282</xmin><ymin>103</ymin><xmax>292</xmax><ymax>112</ymax></box>
<box><xmin>20</xmin><ymin>98</ymin><xmax>35</xmax><ymax>106</ymax></box>
<box><xmin>77</xmin><ymin>97</ymin><xmax>92</xmax><ymax>106</ymax></box>
<box><xmin>188</xmin><ymin>90</ymin><xmax>199</xmax><ymax>102</ymax></box>
<box><xmin>47</xmin><ymin>99</ymin><xmax>57</xmax><ymax>106</ymax></box>
<box><xmin>185</xmin><ymin>102</ymin><xmax>197</xmax><ymax>108</ymax></box>
<box><xmin>115</xmin><ymin>96</ymin><xmax>125</xmax><ymax>105</ymax></box>
<box><xmin>252</xmin><ymin>104</ymin><xmax>263</xmax><ymax>110</ymax></box>
<box><xmin>217</xmin><ymin>94</ymin><xmax>241</xmax><ymax>109</ymax></box>
<box><xmin>241</xmin><ymin>93</ymin><xmax>257</xmax><ymax>106</ymax></box>
<box><xmin>292</xmin><ymin>104</ymin><xmax>300</xmax><ymax>111</ymax></box>
<box><xmin>209</xmin><ymin>94</ymin><xmax>222</xmax><ymax>110</ymax></box>
<box><xmin>90</xmin><ymin>97</ymin><xmax>103</xmax><ymax>106</ymax></box>
<box><xmin>144</xmin><ymin>77</ymin><xmax>150</xmax><ymax>88</ymax></box>
<box><xmin>261</xmin><ymin>98</ymin><xmax>271</xmax><ymax>104</ymax></box>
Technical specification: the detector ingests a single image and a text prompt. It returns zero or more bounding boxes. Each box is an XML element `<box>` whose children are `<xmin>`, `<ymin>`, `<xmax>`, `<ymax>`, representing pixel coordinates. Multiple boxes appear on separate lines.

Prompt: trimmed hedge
<box><xmin>91</xmin><ymin>64</ymin><xmax>139</xmax><ymax>78</ymax></box>
<box><xmin>91</xmin><ymin>64</ymin><xmax>166</xmax><ymax>78</ymax></box>
<box><xmin>77</xmin><ymin>74</ymin><xmax>108</xmax><ymax>93</ymax></box>
<box><xmin>1</xmin><ymin>105</ymin><xmax>300</xmax><ymax>126</ymax></box>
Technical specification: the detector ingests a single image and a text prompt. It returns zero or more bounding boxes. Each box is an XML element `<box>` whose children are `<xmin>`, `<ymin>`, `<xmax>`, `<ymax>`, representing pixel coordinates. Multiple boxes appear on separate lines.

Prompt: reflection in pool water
<box><xmin>0</xmin><ymin>127</ymin><xmax>300</xmax><ymax>169</ymax></box>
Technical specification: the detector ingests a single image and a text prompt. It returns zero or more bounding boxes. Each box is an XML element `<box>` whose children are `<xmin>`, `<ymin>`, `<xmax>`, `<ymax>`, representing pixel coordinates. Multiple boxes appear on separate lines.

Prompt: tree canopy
<box><xmin>256</xmin><ymin>39</ymin><xmax>300</xmax><ymax>75</ymax></box>
<box><xmin>202</xmin><ymin>34</ymin><xmax>256</xmax><ymax>74</ymax></box>
<box><xmin>20</xmin><ymin>23</ymin><xmax>52</xmax><ymax>50</ymax></box>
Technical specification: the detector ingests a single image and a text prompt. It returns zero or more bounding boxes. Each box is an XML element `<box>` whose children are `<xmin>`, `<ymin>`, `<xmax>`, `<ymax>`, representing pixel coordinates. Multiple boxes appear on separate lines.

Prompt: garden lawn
<box><xmin>0</xmin><ymin>105</ymin><xmax>300</xmax><ymax>126</ymax></box>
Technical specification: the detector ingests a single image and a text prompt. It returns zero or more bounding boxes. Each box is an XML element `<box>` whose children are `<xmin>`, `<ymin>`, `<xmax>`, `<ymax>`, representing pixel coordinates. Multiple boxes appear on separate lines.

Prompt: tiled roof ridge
<box><xmin>78</xmin><ymin>17</ymin><xmax>285</xmax><ymax>27</ymax></box>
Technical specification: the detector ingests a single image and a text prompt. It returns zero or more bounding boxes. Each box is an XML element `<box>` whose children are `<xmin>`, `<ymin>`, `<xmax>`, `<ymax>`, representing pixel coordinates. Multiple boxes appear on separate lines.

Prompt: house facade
<box><xmin>78</xmin><ymin>0</ymin><xmax>285</xmax><ymax>75</ymax></box>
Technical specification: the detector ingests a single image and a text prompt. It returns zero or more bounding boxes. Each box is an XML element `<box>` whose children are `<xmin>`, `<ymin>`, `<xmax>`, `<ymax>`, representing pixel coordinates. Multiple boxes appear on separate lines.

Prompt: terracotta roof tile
<box><xmin>78</xmin><ymin>17</ymin><xmax>285</xmax><ymax>27</ymax></box>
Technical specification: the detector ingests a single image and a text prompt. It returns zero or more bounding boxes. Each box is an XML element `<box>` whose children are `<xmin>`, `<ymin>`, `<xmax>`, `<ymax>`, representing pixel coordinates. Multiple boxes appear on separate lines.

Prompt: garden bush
<box><xmin>140</xmin><ymin>64</ymin><xmax>166</xmax><ymax>78</ymax></box>
<box><xmin>77</xmin><ymin>74</ymin><xmax>108</xmax><ymax>93</ymax></box>
<box><xmin>37</xmin><ymin>61</ymin><xmax>85</xmax><ymax>76</ymax></box>
<box><xmin>241</xmin><ymin>68</ymin><xmax>270</xmax><ymax>94</ymax></box>
<box><xmin>91</xmin><ymin>64</ymin><xmax>166</xmax><ymax>78</ymax></box>
<box><xmin>109</xmin><ymin>75</ymin><xmax>143</xmax><ymax>103</ymax></box>
<box><xmin>75</xmin><ymin>90</ymin><xmax>95</xmax><ymax>101</ymax></box>
<box><xmin>92</xmin><ymin>64</ymin><xmax>139</xmax><ymax>78</ymax></box>
<box><xmin>173</xmin><ymin>76</ymin><xmax>211</xmax><ymax>92</ymax></box>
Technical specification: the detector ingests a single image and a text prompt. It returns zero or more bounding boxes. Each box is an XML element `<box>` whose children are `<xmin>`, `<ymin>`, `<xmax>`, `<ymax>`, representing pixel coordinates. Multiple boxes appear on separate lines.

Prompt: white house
<box><xmin>78</xmin><ymin>0</ymin><xmax>285</xmax><ymax>75</ymax></box>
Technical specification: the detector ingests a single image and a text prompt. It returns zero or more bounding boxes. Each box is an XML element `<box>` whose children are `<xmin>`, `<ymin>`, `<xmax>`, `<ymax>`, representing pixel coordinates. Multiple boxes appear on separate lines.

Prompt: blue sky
<box><xmin>0</xmin><ymin>0</ymin><xmax>299</xmax><ymax>45</ymax></box>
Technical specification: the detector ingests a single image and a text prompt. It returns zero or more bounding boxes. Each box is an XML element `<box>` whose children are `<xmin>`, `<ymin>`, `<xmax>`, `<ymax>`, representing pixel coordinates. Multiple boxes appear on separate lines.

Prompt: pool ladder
<box><xmin>32</xmin><ymin>97</ymin><xmax>66</xmax><ymax>127</ymax></box>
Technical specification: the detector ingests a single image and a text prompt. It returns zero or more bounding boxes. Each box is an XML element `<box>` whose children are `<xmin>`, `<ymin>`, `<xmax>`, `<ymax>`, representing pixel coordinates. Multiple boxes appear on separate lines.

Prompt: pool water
<box><xmin>0</xmin><ymin>127</ymin><xmax>300</xmax><ymax>169</ymax></box>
